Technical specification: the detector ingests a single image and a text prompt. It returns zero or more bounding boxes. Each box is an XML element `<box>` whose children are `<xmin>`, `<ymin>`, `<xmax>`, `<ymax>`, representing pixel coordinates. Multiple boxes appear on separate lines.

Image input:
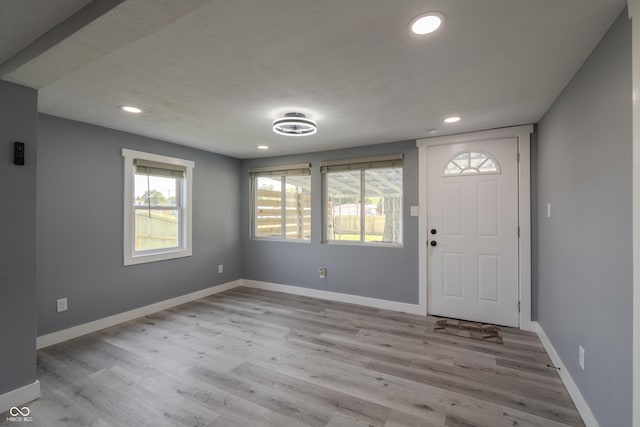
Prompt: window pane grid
<box><xmin>134</xmin><ymin>209</ymin><xmax>181</xmax><ymax>252</ymax></box>
<box><xmin>254</xmin><ymin>174</ymin><xmax>310</xmax><ymax>241</ymax></box>
<box><xmin>326</xmin><ymin>165</ymin><xmax>402</xmax><ymax>245</ymax></box>
<box><xmin>133</xmin><ymin>173</ymin><xmax>182</xmax><ymax>253</ymax></box>
<box><xmin>255</xmin><ymin>176</ymin><xmax>283</xmax><ymax>238</ymax></box>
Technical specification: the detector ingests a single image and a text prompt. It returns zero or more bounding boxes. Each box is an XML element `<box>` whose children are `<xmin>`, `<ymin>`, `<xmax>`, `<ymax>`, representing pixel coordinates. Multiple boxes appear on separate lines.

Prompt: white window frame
<box><xmin>122</xmin><ymin>148</ymin><xmax>194</xmax><ymax>266</ymax></box>
<box><xmin>250</xmin><ymin>163</ymin><xmax>311</xmax><ymax>242</ymax></box>
<box><xmin>322</xmin><ymin>154</ymin><xmax>404</xmax><ymax>247</ymax></box>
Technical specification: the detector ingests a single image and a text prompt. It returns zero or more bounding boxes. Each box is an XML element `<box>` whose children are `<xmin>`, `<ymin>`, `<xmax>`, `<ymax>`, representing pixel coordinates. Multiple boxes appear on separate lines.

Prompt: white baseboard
<box><xmin>36</xmin><ymin>279</ymin><xmax>425</xmax><ymax>349</ymax></box>
<box><xmin>533</xmin><ymin>322</ymin><xmax>599</xmax><ymax>427</ymax></box>
<box><xmin>36</xmin><ymin>280</ymin><xmax>243</xmax><ymax>349</ymax></box>
<box><xmin>0</xmin><ymin>381</ymin><xmax>40</xmax><ymax>415</ymax></box>
<box><xmin>241</xmin><ymin>279</ymin><xmax>425</xmax><ymax>315</ymax></box>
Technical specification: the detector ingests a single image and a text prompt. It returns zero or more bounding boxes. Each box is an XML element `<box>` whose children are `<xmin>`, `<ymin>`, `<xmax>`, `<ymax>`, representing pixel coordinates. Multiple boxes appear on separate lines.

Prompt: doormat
<box><xmin>434</xmin><ymin>318</ymin><xmax>503</xmax><ymax>344</ymax></box>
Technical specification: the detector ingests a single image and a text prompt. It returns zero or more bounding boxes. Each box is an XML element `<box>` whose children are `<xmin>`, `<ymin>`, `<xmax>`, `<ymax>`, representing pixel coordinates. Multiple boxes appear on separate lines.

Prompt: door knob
<box><xmin>430</xmin><ymin>241</ymin><xmax>437</xmax><ymax>247</ymax></box>
<box><xmin>430</xmin><ymin>229</ymin><xmax>437</xmax><ymax>235</ymax></box>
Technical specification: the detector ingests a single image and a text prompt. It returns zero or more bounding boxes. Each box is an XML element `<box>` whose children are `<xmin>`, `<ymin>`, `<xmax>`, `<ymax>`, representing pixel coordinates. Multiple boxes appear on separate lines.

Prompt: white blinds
<box><xmin>320</xmin><ymin>154</ymin><xmax>403</xmax><ymax>173</ymax></box>
<box><xmin>249</xmin><ymin>163</ymin><xmax>311</xmax><ymax>177</ymax></box>
<box><xmin>134</xmin><ymin>159</ymin><xmax>186</xmax><ymax>178</ymax></box>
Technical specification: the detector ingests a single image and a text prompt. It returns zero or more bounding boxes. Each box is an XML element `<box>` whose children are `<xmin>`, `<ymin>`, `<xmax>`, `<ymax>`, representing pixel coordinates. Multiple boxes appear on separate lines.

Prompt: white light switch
<box><xmin>410</xmin><ymin>206</ymin><xmax>420</xmax><ymax>217</ymax></box>
<box><xmin>218</xmin><ymin>264</ymin><xmax>224</xmax><ymax>274</ymax></box>
<box><xmin>56</xmin><ymin>298</ymin><xmax>68</xmax><ymax>313</ymax></box>
<box><xmin>547</xmin><ymin>203</ymin><xmax>552</xmax><ymax>218</ymax></box>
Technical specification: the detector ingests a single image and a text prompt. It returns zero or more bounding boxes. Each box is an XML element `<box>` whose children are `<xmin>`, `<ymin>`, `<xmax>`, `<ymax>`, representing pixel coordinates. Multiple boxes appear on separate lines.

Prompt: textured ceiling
<box><xmin>0</xmin><ymin>0</ymin><xmax>93</xmax><ymax>64</ymax></box>
<box><xmin>1</xmin><ymin>0</ymin><xmax>627</xmax><ymax>158</ymax></box>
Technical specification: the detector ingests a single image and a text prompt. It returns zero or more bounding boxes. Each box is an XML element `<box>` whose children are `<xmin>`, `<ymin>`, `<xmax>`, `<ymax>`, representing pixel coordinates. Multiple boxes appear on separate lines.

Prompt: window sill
<box><xmin>325</xmin><ymin>241</ymin><xmax>403</xmax><ymax>248</ymax></box>
<box><xmin>252</xmin><ymin>237</ymin><xmax>311</xmax><ymax>244</ymax></box>
<box><xmin>124</xmin><ymin>248</ymin><xmax>192</xmax><ymax>266</ymax></box>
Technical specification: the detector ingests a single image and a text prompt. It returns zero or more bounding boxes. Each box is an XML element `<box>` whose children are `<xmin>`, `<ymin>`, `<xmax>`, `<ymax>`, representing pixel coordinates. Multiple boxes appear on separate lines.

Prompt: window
<box><xmin>322</xmin><ymin>154</ymin><xmax>403</xmax><ymax>245</ymax></box>
<box><xmin>444</xmin><ymin>151</ymin><xmax>499</xmax><ymax>175</ymax></box>
<box><xmin>122</xmin><ymin>149</ymin><xmax>194</xmax><ymax>265</ymax></box>
<box><xmin>250</xmin><ymin>164</ymin><xmax>311</xmax><ymax>241</ymax></box>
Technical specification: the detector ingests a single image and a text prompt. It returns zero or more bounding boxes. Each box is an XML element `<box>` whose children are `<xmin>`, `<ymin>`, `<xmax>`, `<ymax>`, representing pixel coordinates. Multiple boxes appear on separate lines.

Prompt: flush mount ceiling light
<box><xmin>410</xmin><ymin>12</ymin><xmax>445</xmax><ymax>35</ymax></box>
<box><xmin>121</xmin><ymin>105</ymin><xmax>142</xmax><ymax>114</ymax></box>
<box><xmin>272</xmin><ymin>112</ymin><xmax>317</xmax><ymax>136</ymax></box>
<box><xmin>257</xmin><ymin>145</ymin><xmax>269</xmax><ymax>150</ymax></box>
<box><xmin>444</xmin><ymin>116</ymin><xmax>461</xmax><ymax>123</ymax></box>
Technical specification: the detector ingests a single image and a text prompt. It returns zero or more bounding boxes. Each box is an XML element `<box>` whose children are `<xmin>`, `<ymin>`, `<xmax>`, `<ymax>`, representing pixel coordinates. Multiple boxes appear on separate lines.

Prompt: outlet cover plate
<box><xmin>56</xmin><ymin>298</ymin><xmax>68</xmax><ymax>313</ymax></box>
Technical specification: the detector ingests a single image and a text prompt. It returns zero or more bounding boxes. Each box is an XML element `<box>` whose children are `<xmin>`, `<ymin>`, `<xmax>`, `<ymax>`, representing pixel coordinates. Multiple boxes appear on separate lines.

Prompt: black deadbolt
<box><xmin>430</xmin><ymin>241</ymin><xmax>437</xmax><ymax>247</ymax></box>
<box><xmin>430</xmin><ymin>229</ymin><xmax>437</xmax><ymax>235</ymax></box>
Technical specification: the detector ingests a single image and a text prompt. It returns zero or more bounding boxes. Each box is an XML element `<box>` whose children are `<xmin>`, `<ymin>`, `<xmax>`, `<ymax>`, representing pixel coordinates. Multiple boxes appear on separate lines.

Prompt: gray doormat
<box><xmin>434</xmin><ymin>318</ymin><xmax>503</xmax><ymax>344</ymax></box>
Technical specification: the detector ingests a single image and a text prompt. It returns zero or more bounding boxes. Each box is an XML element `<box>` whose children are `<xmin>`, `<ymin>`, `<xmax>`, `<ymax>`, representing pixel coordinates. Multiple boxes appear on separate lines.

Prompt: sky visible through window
<box><xmin>135</xmin><ymin>174</ymin><xmax>178</xmax><ymax>205</ymax></box>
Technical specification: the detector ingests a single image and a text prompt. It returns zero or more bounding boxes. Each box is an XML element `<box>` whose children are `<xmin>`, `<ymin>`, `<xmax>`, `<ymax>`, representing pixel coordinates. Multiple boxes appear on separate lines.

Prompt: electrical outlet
<box><xmin>318</xmin><ymin>267</ymin><xmax>326</xmax><ymax>278</ymax></box>
<box><xmin>579</xmin><ymin>346</ymin><xmax>585</xmax><ymax>370</ymax></box>
<box><xmin>56</xmin><ymin>298</ymin><xmax>68</xmax><ymax>313</ymax></box>
<box><xmin>218</xmin><ymin>264</ymin><xmax>224</xmax><ymax>274</ymax></box>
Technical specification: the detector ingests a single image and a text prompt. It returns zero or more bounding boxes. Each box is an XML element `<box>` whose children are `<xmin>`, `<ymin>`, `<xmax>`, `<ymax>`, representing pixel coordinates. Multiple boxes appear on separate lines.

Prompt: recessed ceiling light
<box><xmin>410</xmin><ymin>13</ymin><xmax>445</xmax><ymax>35</ymax></box>
<box><xmin>273</xmin><ymin>112</ymin><xmax>317</xmax><ymax>136</ymax></box>
<box><xmin>257</xmin><ymin>145</ymin><xmax>269</xmax><ymax>150</ymax></box>
<box><xmin>121</xmin><ymin>105</ymin><xmax>142</xmax><ymax>114</ymax></box>
<box><xmin>444</xmin><ymin>116</ymin><xmax>461</xmax><ymax>123</ymax></box>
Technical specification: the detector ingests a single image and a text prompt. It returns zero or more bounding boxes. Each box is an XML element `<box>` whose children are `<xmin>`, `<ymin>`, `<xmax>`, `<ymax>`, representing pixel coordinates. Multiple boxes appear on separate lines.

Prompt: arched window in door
<box><xmin>444</xmin><ymin>152</ymin><xmax>500</xmax><ymax>175</ymax></box>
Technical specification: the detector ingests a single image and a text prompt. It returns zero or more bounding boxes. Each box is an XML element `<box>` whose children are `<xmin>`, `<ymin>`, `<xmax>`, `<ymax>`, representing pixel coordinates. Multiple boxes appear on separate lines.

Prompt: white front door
<box><xmin>427</xmin><ymin>138</ymin><xmax>519</xmax><ymax>327</ymax></box>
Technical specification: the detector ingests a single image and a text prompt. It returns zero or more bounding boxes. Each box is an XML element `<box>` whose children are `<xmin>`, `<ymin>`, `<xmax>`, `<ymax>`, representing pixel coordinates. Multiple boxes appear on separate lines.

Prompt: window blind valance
<box><xmin>320</xmin><ymin>154</ymin><xmax>403</xmax><ymax>173</ymax></box>
<box><xmin>249</xmin><ymin>163</ymin><xmax>311</xmax><ymax>177</ymax></box>
<box><xmin>134</xmin><ymin>159</ymin><xmax>187</xmax><ymax>178</ymax></box>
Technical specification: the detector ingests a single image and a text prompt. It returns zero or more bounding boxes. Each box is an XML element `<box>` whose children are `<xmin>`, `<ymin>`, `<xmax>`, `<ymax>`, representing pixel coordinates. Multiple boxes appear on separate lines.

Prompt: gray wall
<box><xmin>37</xmin><ymin>114</ymin><xmax>243</xmax><ymax>335</ymax></box>
<box><xmin>0</xmin><ymin>81</ymin><xmax>38</xmax><ymax>394</ymax></box>
<box><xmin>535</xmin><ymin>11</ymin><xmax>632</xmax><ymax>427</ymax></box>
<box><xmin>242</xmin><ymin>140</ymin><xmax>419</xmax><ymax>304</ymax></box>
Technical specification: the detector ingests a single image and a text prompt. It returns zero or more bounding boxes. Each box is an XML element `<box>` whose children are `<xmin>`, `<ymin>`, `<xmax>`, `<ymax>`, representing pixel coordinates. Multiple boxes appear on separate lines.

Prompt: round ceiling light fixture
<box><xmin>121</xmin><ymin>105</ymin><xmax>142</xmax><ymax>114</ymax></box>
<box><xmin>410</xmin><ymin>12</ymin><xmax>445</xmax><ymax>35</ymax></box>
<box><xmin>444</xmin><ymin>116</ymin><xmax>461</xmax><ymax>123</ymax></box>
<box><xmin>272</xmin><ymin>112</ymin><xmax>317</xmax><ymax>136</ymax></box>
<box><xmin>257</xmin><ymin>145</ymin><xmax>269</xmax><ymax>150</ymax></box>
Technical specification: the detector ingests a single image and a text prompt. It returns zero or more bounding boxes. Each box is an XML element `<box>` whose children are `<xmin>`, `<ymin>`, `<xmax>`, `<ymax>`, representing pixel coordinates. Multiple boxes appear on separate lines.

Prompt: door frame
<box><xmin>628</xmin><ymin>2</ymin><xmax>640</xmax><ymax>425</ymax></box>
<box><xmin>416</xmin><ymin>125</ymin><xmax>534</xmax><ymax>331</ymax></box>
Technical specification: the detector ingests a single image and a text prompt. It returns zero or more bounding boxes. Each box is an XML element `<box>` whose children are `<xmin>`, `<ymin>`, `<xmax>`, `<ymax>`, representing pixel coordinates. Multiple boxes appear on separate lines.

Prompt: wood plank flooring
<box><xmin>2</xmin><ymin>287</ymin><xmax>584</xmax><ymax>426</ymax></box>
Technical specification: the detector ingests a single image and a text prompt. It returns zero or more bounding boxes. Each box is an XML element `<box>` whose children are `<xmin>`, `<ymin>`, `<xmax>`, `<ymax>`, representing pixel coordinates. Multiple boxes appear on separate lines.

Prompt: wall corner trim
<box><xmin>242</xmin><ymin>280</ymin><xmax>426</xmax><ymax>315</ymax></box>
<box><xmin>0</xmin><ymin>381</ymin><xmax>40</xmax><ymax>415</ymax></box>
<box><xmin>533</xmin><ymin>322</ymin><xmax>600</xmax><ymax>427</ymax></box>
<box><xmin>629</xmin><ymin>0</ymin><xmax>640</xmax><ymax>19</ymax></box>
<box><xmin>36</xmin><ymin>279</ymin><xmax>243</xmax><ymax>349</ymax></box>
<box><xmin>630</xmin><ymin>3</ymin><xmax>640</xmax><ymax>426</ymax></box>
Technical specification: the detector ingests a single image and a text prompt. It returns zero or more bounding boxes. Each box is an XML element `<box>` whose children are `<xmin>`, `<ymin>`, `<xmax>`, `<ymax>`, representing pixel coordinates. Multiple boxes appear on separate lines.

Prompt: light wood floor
<box><xmin>3</xmin><ymin>287</ymin><xmax>584</xmax><ymax>427</ymax></box>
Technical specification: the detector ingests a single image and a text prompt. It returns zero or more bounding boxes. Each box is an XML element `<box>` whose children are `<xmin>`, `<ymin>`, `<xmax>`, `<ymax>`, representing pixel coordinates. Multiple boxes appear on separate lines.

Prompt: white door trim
<box><xmin>627</xmin><ymin>2</ymin><xmax>640</xmax><ymax>426</ymax></box>
<box><xmin>417</xmin><ymin>125</ymin><xmax>534</xmax><ymax>331</ymax></box>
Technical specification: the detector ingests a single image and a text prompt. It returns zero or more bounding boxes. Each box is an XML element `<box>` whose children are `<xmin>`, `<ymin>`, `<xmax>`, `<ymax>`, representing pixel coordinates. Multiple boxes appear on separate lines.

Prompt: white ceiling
<box><xmin>1</xmin><ymin>0</ymin><xmax>627</xmax><ymax>159</ymax></box>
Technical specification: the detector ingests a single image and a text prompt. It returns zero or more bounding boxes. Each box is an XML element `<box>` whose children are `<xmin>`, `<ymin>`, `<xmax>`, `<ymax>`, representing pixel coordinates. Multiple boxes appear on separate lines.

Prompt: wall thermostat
<box><xmin>14</xmin><ymin>142</ymin><xmax>25</xmax><ymax>165</ymax></box>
